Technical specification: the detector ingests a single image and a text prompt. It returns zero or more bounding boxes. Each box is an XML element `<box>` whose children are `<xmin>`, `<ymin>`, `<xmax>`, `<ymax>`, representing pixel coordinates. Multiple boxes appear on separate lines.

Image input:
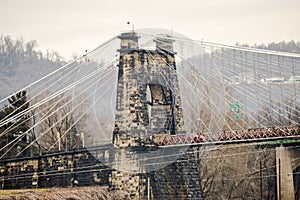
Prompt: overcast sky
<box><xmin>1</xmin><ymin>0</ymin><xmax>299</xmax><ymax>58</ymax></box>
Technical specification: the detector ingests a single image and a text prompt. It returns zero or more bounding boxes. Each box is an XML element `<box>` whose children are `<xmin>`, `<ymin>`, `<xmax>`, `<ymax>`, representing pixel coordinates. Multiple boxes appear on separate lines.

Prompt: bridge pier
<box><xmin>109</xmin><ymin>31</ymin><xmax>204</xmax><ymax>199</ymax></box>
<box><xmin>109</xmin><ymin>146</ymin><xmax>203</xmax><ymax>199</ymax></box>
<box><xmin>151</xmin><ymin>146</ymin><xmax>203</xmax><ymax>200</ymax></box>
<box><xmin>276</xmin><ymin>146</ymin><xmax>295</xmax><ymax>200</ymax></box>
<box><xmin>110</xmin><ymin>148</ymin><xmax>148</xmax><ymax>199</ymax></box>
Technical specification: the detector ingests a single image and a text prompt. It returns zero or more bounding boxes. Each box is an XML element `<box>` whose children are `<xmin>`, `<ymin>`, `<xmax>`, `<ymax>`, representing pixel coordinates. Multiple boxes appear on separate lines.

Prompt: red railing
<box><xmin>152</xmin><ymin>126</ymin><xmax>300</xmax><ymax>146</ymax></box>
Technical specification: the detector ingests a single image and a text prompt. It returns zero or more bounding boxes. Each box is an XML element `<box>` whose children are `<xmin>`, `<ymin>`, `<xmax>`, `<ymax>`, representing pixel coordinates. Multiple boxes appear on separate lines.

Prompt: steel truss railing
<box><xmin>153</xmin><ymin>126</ymin><xmax>300</xmax><ymax>146</ymax></box>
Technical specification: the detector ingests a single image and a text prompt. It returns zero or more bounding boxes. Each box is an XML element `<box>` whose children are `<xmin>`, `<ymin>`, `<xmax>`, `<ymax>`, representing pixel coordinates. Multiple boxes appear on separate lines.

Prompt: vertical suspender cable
<box><xmin>254</xmin><ymin>52</ymin><xmax>261</xmax><ymax>128</ymax></box>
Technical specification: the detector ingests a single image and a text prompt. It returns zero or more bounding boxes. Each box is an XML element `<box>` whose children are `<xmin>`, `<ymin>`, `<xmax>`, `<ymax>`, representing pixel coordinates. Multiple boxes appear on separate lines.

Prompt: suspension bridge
<box><xmin>0</xmin><ymin>29</ymin><xmax>299</xmax><ymax>199</ymax></box>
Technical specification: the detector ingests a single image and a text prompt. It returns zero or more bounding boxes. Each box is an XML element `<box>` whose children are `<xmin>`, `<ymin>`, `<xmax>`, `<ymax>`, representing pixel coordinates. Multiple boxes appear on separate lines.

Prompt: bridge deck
<box><xmin>153</xmin><ymin>126</ymin><xmax>300</xmax><ymax>146</ymax></box>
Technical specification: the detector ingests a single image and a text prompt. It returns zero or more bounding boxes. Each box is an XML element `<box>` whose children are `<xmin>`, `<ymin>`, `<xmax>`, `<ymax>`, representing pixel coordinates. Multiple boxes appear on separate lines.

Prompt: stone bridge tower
<box><xmin>113</xmin><ymin>31</ymin><xmax>185</xmax><ymax>147</ymax></box>
<box><xmin>110</xmin><ymin>31</ymin><xmax>203</xmax><ymax>200</ymax></box>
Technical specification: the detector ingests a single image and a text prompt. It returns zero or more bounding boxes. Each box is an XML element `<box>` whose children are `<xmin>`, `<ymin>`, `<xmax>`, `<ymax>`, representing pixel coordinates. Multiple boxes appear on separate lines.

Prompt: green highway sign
<box><xmin>230</xmin><ymin>101</ymin><xmax>240</xmax><ymax>119</ymax></box>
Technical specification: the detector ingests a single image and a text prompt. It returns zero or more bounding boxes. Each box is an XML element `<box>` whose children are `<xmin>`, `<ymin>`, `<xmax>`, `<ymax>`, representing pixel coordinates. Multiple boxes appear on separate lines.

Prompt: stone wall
<box><xmin>151</xmin><ymin>146</ymin><xmax>203</xmax><ymax>200</ymax></box>
<box><xmin>108</xmin><ymin>146</ymin><xmax>203</xmax><ymax>200</ymax></box>
<box><xmin>0</xmin><ymin>148</ymin><xmax>111</xmax><ymax>189</ymax></box>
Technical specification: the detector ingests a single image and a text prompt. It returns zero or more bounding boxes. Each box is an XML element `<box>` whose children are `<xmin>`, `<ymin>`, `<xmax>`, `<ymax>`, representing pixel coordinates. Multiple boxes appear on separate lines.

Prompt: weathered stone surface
<box><xmin>0</xmin><ymin>148</ymin><xmax>111</xmax><ymax>190</ymax></box>
<box><xmin>110</xmin><ymin>32</ymin><xmax>203</xmax><ymax>199</ymax></box>
<box><xmin>113</xmin><ymin>32</ymin><xmax>184</xmax><ymax>147</ymax></box>
<box><xmin>151</xmin><ymin>147</ymin><xmax>203</xmax><ymax>200</ymax></box>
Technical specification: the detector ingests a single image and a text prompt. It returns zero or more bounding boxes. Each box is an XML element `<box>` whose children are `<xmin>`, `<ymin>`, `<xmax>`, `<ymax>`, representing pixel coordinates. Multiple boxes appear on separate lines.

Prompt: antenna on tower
<box><xmin>127</xmin><ymin>21</ymin><xmax>135</xmax><ymax>32</ymax></box>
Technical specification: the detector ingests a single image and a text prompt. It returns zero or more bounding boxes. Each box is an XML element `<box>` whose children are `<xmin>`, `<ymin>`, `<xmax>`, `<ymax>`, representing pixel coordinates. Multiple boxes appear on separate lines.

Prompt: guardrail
<box><xmin>152</xmin><ymin>126</ymin><xmax>300</xmax><ymax>146</ymax></box>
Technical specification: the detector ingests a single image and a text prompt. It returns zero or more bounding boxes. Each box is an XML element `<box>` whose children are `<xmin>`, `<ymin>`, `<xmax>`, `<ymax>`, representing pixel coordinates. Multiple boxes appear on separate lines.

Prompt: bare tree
<box><xmin>197</xmin><ymin>145</ymin><xmax>276</xmax><ymax>200</ymax></box>
<box><xmin>29</xmin><ymin>92</ymin><xmax>90</xmax><ymax>153</ymax></box>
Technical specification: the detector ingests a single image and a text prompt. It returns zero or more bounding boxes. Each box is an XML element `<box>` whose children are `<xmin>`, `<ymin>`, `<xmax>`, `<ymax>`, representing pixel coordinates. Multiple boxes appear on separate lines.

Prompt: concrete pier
<box><xmin>276</xmin><ymin>146</ymin><xmax>294</xmax><ymax>200</ymax></box>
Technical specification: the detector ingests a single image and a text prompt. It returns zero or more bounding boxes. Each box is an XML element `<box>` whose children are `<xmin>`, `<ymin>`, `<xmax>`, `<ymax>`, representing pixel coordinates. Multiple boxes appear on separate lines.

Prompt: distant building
<box><xmin>228</xmin><ymin>73</ymin><xmax>255</xmax><ymax>85</ymax></box>
<box><xmin>261</xmin><ymin>77</ymin><xmax>285</xmax><ymax>83</ymax></box>
<box><xmin>288</xmin><ymin>75</ymin><xmax>300</xmax><ymax>83</ymax></box>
